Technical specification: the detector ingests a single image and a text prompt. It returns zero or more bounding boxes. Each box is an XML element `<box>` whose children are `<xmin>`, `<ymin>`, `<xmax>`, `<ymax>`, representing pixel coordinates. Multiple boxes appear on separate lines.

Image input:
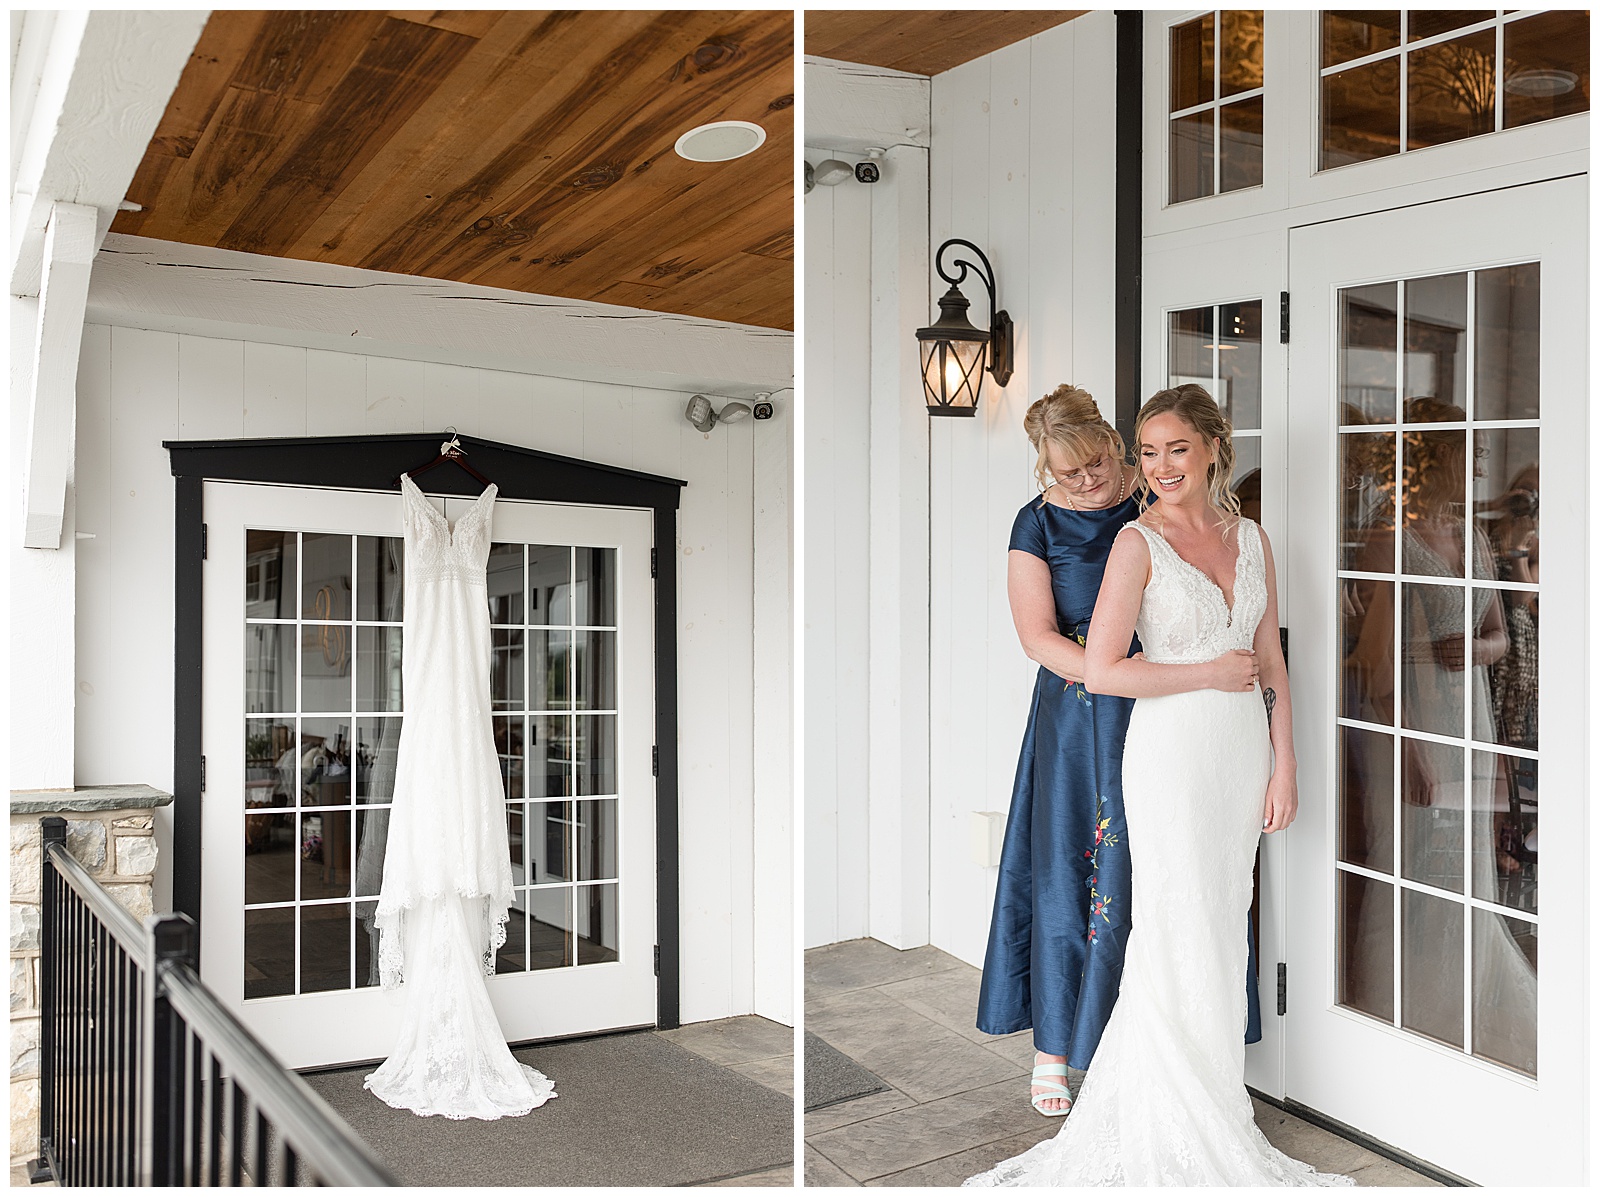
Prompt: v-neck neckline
<box><xmin>1143</xmin><ymin>518</ymin><xmax>1243</xmax><ymax>621</ymax></box>
<box><xmin>402</xmin><ymin>474</ymin><xmax>496</xmax><ymax>542</ymax></box>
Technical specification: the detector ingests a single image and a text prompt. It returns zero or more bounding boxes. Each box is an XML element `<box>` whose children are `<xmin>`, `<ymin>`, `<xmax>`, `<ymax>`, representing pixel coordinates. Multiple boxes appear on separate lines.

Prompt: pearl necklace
<box><xmin>1064</xmin><ymin>463</ymin><xmax>1129</xmax><ymax>511</ymax></box>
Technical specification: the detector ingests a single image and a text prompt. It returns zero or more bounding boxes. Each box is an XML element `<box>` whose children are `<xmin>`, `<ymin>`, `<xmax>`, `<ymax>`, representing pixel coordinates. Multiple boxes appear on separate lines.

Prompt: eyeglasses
<box><xmin>1059</xmin><ymin>455</ymin><xmax>1111</xmax><ymax>487</ymax></box>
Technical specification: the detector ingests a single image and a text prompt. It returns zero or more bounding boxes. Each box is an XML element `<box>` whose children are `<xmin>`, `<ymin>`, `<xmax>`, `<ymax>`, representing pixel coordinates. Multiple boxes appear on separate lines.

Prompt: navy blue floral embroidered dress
<box><xmin>976</xmin><ymin>495</ymin><xmax>1262</xmax><ymax>1066</ymax></box>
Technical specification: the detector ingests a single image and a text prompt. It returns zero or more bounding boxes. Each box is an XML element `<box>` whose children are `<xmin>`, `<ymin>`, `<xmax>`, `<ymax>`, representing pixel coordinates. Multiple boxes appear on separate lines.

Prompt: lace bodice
<box><xmin>403</xmin><ymin>474</ymin><xmax>496</xmax><ymax>588</ymax></box>
<box><xmin>1126</xmin><ymin>518</ymin><xmax>1266</xmax><ymax>664</ymax></box>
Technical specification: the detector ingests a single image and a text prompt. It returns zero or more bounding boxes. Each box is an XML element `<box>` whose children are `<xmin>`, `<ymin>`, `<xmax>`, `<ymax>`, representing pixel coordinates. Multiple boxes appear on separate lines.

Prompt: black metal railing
<box><xmin>32</xmin><ymin>816</ymin><xmax>394</xmax><ymax>1186</ymax></box>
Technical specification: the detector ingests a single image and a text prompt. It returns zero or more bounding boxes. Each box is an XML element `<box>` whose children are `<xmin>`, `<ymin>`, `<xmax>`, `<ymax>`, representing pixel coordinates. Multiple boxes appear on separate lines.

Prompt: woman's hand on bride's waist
<box><xmin>1205</xmin><ymin>648</ymin><xmax>1258</xmax><ymax>692</ymax></box>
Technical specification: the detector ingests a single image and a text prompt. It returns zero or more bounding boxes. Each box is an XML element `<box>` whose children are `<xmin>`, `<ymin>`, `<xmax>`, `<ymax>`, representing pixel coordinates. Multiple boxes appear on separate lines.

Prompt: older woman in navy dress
<box><xmin>976</xmin><ymin>385</ymin><xmax>1260</xmax><ymax>1116</ymax></box>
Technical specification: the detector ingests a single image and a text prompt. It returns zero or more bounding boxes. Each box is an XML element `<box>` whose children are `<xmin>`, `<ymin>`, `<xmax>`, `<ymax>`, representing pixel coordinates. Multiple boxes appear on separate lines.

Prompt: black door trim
<box><xmin>164</xmin><ymin>431</ymin><xmax>687</xmax><ymax>1029</ymax></box>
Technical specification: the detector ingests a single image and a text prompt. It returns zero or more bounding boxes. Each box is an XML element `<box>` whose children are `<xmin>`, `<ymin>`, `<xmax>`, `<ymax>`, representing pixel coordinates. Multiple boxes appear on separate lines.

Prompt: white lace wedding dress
<box><xmin>363</xmin><ymin>474</ymin><xmax>557</xmax><ymax>1120</ymax></box>
<box><xmin>967</xmin><ymin>517</ymin><xmax>1350</xmax><ymax>1187</ymax></box>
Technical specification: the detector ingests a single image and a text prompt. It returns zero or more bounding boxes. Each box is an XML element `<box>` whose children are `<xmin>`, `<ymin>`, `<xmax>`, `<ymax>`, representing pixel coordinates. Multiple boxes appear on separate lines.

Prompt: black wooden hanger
<box><xmin>398</xmin><ymin>431</ymin><xmax>493</xmax><ymax>490</ymax></box>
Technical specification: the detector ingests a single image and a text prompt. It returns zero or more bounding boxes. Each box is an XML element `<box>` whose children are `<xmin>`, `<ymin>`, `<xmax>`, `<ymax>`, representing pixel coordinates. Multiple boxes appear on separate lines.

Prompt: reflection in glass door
<box><xmin>1334</xmin><ymin>265</ymin><xmax>1539</xmax><ymax>1076</ymax></box>
<box><xmin>1284</xmin><ymin>177</ymin><xmax>1585</xmax><ymax>1184</ymax></box>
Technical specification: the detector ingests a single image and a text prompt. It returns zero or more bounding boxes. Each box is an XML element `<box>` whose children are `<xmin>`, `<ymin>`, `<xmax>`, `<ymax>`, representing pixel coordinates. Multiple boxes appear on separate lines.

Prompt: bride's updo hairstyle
<box><xmin>1023</xmin><ymin>384</ymin><xmax>1126</xmax><ymax>493</ymax></box>
<box><xmin>1134</xmin><ymin>383</ymin><xmax>1241</xmax><ymax>525</ymax></box>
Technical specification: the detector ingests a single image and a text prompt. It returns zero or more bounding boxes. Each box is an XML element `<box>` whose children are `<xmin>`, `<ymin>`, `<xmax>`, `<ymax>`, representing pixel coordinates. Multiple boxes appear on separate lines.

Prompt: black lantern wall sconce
<box><xmin>915</xmin><ymin>239</ymin><xmax>1014</xmax><ymax>417</ymax></box>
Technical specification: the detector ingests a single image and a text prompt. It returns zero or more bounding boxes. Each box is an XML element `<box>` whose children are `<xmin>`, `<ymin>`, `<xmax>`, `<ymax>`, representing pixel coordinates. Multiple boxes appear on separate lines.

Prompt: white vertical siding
<box><xmin>72</xmin><ymin>326</ymin><xmax>786</xmax><ymax>1026</ymax></box>
<box><xmin>802</xmin><ymin>150</ymin><xmax>874</xmax><ymax>948</ymax></box>
<box><xmin>927</xmin><ymin>14</ymin><xmax>1121</xmax><ymax>966</ymax></box>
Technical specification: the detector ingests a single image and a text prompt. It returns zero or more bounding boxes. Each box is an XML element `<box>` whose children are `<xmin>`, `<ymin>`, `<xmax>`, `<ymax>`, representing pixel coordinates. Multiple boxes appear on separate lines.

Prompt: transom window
<box><xmin>1321</xmin><ymin>9</ymin><xmax>1591</xmax><ymax>170</ymax></box>
<box><xmin>1169</xmin><ymin>10</ymin><xmax>1266</xmax><ymax>204</ymax></box>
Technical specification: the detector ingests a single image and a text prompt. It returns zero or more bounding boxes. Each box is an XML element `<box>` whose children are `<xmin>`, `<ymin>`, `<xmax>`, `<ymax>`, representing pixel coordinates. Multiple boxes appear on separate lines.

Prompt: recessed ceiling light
<box><xmin>674</xmin><ymin>120</ymin><xmax>767</xmax><ymax>163</ymax></box>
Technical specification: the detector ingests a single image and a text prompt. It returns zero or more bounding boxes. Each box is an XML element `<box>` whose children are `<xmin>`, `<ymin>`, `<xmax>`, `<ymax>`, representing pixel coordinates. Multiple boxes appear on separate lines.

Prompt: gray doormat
<box><xmin>804</xmin><ymin>1031</ymin><xmax>890</xmax><ymax>1112</ymax></box>
<box><xmin>302</xmin><ymin>1030</ymin><xmax>791</xmax><ymax>1187</ymax></box>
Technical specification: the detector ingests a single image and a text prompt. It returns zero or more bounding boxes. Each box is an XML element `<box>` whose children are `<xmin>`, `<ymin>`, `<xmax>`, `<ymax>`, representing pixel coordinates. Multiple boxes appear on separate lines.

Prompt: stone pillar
<box><xmin>8</xmin><ymin>785</ymin><xmax>171</xmax><ymax>1165</ymax></box>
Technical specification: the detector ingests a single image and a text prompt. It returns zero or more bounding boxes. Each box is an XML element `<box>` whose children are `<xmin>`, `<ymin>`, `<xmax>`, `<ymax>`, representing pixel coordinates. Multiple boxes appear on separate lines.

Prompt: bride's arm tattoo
<box><xmin>1263</xmin><ymin>686</ymin><xmax>1277</xmax><ymax>726</ymax></box>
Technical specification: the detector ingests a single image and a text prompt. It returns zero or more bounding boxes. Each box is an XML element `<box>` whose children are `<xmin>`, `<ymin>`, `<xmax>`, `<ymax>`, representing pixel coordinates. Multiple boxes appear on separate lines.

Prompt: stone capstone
<box><xmin>65</xmin><ymin>819</ymin><xmax>107</xmax><ymax>873</ymax></box>
<box><xmin>9</xmin><ymin>905</ymin><xmax>40</xmax><ymax>953</ymax></box>
<box><xmin>114</xmin><ymin>834</ymin><xmax>159</xmax><ymax>877</ymax></box>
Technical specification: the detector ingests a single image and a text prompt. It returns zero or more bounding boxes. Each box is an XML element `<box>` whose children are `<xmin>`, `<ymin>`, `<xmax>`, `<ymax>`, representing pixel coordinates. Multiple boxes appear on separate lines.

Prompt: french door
<box><xmin>200</xmin><ymin>480</ymin><xmax>657</xmax><ymax>1070</ymax></box>
<box><xmin>1284</xmin><ymin>176</ymin><xmax>1587</xmax><ymax>1185</ymax></box>
<box><xmin>1143</xmin><ymin>227</ymin><xmax>1289</xmax><ymax>1096</ymax></box>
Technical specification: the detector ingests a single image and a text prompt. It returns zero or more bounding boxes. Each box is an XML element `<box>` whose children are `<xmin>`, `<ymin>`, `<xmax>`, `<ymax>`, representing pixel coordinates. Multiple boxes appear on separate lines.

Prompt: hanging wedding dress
<box><xmin>967</xmin><ymin>518</ymin><xmax>1349</xmax><ymax>1187</ymax></box>
<box><xmin>364</xmin><ymin>474</ymin><xmax>557</xmax><ymax>1120</ymax></box>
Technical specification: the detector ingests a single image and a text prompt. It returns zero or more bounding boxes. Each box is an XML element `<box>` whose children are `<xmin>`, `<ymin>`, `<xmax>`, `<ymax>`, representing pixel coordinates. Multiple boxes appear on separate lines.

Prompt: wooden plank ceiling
<box><xmin>113</xmin><ymin>11</ymin><xmax>795</xmax><ymax>329</ymax></box>
<box><xmin>805</xmin><ymin>10</ymin><xmax>1089</xmax><ymax>76</ymax></box>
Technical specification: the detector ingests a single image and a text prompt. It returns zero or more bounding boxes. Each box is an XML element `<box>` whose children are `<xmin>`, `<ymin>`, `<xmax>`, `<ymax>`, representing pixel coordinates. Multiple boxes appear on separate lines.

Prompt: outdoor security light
<box><xmin>915</xmin><ymin>239</ymin><xmax>1013</xmax><ymax>417</ymax></box>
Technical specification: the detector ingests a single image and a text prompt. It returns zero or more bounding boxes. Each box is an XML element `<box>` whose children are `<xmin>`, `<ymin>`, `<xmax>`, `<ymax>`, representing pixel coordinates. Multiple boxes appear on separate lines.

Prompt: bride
<box><xmin>967</xmin><ymin>385</ymin><xmax>1350</xmax><ymax>1187</ymax></box>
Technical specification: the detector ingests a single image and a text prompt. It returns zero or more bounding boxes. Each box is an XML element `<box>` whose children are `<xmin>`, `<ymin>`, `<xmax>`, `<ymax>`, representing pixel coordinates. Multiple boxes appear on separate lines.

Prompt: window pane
<box><xmin>1339</xmin><ymin>726</ymin><xmax>1395</xmax><ymax>873</ymax></box>
<box><xmin>1339</xmin><ymin>283</ymin><xmax>1398</xmax><ymax>424</ymax></box>
<box><xmin>1401</xmin><ymin>426</ymin><xmax>1466</xmax><ymax>571</ymax></box>
<box><xmin>1169</xmin><ymin>111</ymin><xmax>1215</xmax><ymax>203</ymax></box>
<box><xmin>301</xmin><ymin>533</ymin><xmax>351</xmax><ymax>622</ymax></box>
<box><xmin>301</xmin><ymin>624</ymin><xmax>351</xmax><ymax>713</ymax></box>
<box><xmin>1322</xmin><ymin>11</ymin><xmax>1401</xmax><ymax>67</ymax></box>
<box><xmin>355</xmin><ymin>626</ymin><xmax>402</xmax><ymax>712</ymax></box>
<box><xmin>1504</xmin><ymin>10</ymin><xmax>1590</xmax><ymax>130</ymax></box>
<box><xmin>574</xmin><ymin>630</ymin><xmax>616</xmax><ymax>710</ymax></box>
<box><xmin>495</xmin><ymin>714</ymin><xmax>524</xmax><ymax>799</ymax></box>
<box><xmin>526</xmin><ymin>887</ymin><xmax>573</xmax><ymax>970</ymax></box>
<box><xmin>1404</xmin><ymin>273</ymin><xmax>1467</xmax><ymax>410</ymax></box>
<box><xmin>1219</xmin><ymin>10</ymin><xmax>1264</xmax><ymax>97</ymax></box>
<box><xmin>528</xmin><ymin>801</ymin><xmax>573</xmax><ymax>884</ymax></box>
<box><xmin>353</xmin><ymin>808</ymin><xmax>389</xmax><ymax>898</ymax></box>
<box><xmin>300</xmin><ymin>719</ymin><xmax>351</xmax><ymax>807</ymax></box>
<box><xmin>487</xmin><ymin>543</ymin><xmax>524</xmax><ymax>625</ymax></box>
<box><xmin>1337</xmin><ymin>871</ymin><xmax>1393</xmax><ymax>1021</ymax></box>
<box><xmin>245</xmin><ymin>810</ymin><xmax>294</xmax><ymax>905</ymax></box>
<box><xmin>246</xmin><ymin>530</ymin><xmax>295</xmax><ymax>619</ymax></box>
<box><xmin>1408</xmin><ymin>11</ymin><xmax>1486</xmax><ymax>42</ymax></box>
<box><xmin>1400</xmin><ymin>583</ymin><xmax>1467</xmax><ymax>737</ymax></box>
<box><xmin>1217</xmin><ymin>300</ymin><xmax>1262</xmax><ymax>427</ymax></box>
<box><xmin>299</xmin><ymin>903</ymin><xmax>351</xmax><ymax>994</ymax></box>
<box><xmin>1474</xmin><ymin>264</ymin><xmax>1540</xmax><ymax>420</ymax></box>
<box><xmin>1472</xmin><ymin>750</ymin><xmax>1537</xmax><ymax>913</ymax></box>
<box><xmin>1341</xmin><ymin>578</ymin><xmax>1394</xmax><ymax>723</ymax></box>
<box><xmin>244</xmin><ymin>908</ymin><xmax>295</xmax><ymax>1000</ymax></box>
<box><xmin>355</xmin><ymin>535</ymin><xmax>402</xmax><ymax>622</ymax></box>
<box><xmin>576</xmin><ymin>799</ymin><xmax>618</xmax><ymax>882</ymax></box>
<box><xmin>1323</xmin><ymin>56</ymin><xmax>1401</xmax><ymax>167</ymax></box>
<box><xmin>1401</xmin><ymin>888</ymin><xmax>1464</xmax><ymax>1047</ymax></box>
<box><xmin>1407</xmin><ymin>30</ymin><xmax>1497</xmax><ymax>150</ymax></box>
<box><xmin>300</xmin><ymin>809</ymin><xmax>350</xmax><ymax>900</ymax></box>
<box><xmin>576</xmin><ymin>714</ymin><xmax>617</xmax><ymax>797</ymax></box>
<box><xmin>1472</xmin><ymin>908</ymin><xmax>1537</xmax><ymax>1075</ymax></box>
<box><xmin>1219</xmin><ymin>97</ymin><xmax>1264</xmax><ymax>191</ymax></box>
<box><xmin>528</xmin><ymin>545</ymin><xmax>570</xmax><ymax>625</ymax></box>
<box><xmin>576</xmin><ymin>883</ymin><xmax>619</xmax><ymax>965</ymax></box>
<box><xmin>1171</xmin><ymin>13</ymin><xmax>1215</xmax><ymax>110</ymax></box>
<box><xmin>1168</xmin><ymin>306</ymin><xmax>1213</xmax><ymax>389</ymax></box>
<box><xmin>531</xmin><ymin>630</ymin><xmax>571</xmax><ymax>711</ymax></box>
<box><xmin>247</xmin><ymin>717</ymin><xmax>295</xmax><ymax>809</ymax></box>
<box><xmin>575</xmin><ymin>548</ymin><xmax>616</xmax><ymax>626</ymax></box>
<box><xmin>246</xmin><ymin>624</ymin><xmax>295</xmax><ymax>713</ymax></box>
<box><xmin>497</xmin><ymin>895</ymin><xmax>528</xmax><ymax>974</ymax></box>
<box><xmin>492</xmin><ymin>628</ymin><xmax>525</xmax><ymax>711</ymax></box>
<box><xmin>1339</xmin><ymin>432</ymin><xmax>1396</xmax><ymax>573</ymax></box>
<box><xmin>356</xmin><ymin>716</ymin><xmax>401</xmax><ymax>803</ymax></box>
<box><xmin>1401</xmin><ymin>740</ymin><xmax>1464</xmax><ymax>890</ymax></box>
<box><xmin>1234</xmin><ymin>436</ymin><xmax>1263</xmax><ymax>524</ymax></box>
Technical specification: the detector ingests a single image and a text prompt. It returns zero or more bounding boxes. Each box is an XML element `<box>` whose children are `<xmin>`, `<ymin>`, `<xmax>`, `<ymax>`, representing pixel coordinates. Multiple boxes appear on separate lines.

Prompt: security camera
<box><xmin>854</xmin><ymin>160</ymin><xmax>880</xmax><ymax>184</ymax></box>
<box><xmin>753</xmin><ymin>392</ymin><xmax>776</xmax><ymax>420</ymax></box>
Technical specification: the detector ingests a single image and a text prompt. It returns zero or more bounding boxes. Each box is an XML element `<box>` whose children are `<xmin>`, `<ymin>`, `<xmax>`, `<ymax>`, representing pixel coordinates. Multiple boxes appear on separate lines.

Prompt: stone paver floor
<box><xmin>804</xmin><ymin>938</ymin><xmax>1442</xmax><ymax>1188</ymax></box>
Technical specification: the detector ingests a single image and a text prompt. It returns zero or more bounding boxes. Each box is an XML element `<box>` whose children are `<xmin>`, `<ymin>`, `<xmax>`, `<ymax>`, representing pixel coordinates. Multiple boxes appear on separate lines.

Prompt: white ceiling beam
<box><xmin>23</xmin><ymin>201</ymin><xmax>96</xmax><ymax>548</ymax></box>
<box><xmin>805</xmin><ymin>56</ymin><xmax>931</xmax><ymax>155</ymax></box>
<box><xmin>10</xmin><ymin>10</ymin><xmax>207</xmax><ymax>298</ymax></box>
<box><xmin>89</xmin><ymin>235</ymin><xmax>794</xmax><ymax>399</ymax></box>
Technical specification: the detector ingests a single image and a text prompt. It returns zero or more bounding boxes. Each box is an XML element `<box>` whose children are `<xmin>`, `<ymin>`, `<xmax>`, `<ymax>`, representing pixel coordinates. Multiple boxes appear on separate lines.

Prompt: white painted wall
<box><xmin>925</xmin><ymin>13</ymin><xmax>1120</xmax><ymax>966</ymax></box>
<box><xmin>802</xmin><ymin>148</ymin><xmax>873</xmax><ymax>948</ymax></box>
<box><xmin>71</xmin><ymin>322</ymin><xmax>793</xmax><ymax>1026</ymax></box>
